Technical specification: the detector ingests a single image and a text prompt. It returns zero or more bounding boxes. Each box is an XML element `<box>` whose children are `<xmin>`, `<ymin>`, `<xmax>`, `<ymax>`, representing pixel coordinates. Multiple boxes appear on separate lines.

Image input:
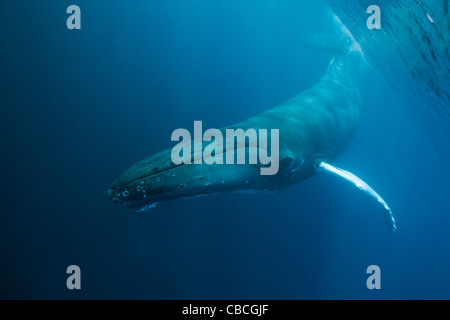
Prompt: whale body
<box><xmin>108</xmin><ymin>56</ymin><xmax>360</xmax><ymax>209</ymax></box>
<box><xmin>107</xmin><ymin>51</ymin><xmax>396</xmax><ymax>230</ymax></box>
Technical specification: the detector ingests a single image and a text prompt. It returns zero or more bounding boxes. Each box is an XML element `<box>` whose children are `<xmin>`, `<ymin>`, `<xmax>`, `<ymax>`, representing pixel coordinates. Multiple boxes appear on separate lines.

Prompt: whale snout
<box><xmin>107</xmin><ymin>188</ymin><xmax>120</xmax><ymax>204</ymax></box>
<box><xmin>106</xmin><ymin>184</ymin><xmax>123</xmax><ymax>205</ymax></box>
<box><xmin>106</xmin><ymin>187</ymin><xmax>114</xmax><ymax>199</ymax></box>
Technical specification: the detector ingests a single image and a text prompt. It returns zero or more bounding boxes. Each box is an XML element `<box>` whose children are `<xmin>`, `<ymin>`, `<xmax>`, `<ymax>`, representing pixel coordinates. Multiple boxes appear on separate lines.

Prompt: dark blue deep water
<box><xmin>1</xmin><ymin>1</ymin><xmax>449</xmax><ymax>299</ymax></box>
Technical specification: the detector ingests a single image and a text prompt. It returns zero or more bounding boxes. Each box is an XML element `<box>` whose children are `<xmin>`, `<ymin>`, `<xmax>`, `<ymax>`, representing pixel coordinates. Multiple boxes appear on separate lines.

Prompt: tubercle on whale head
<box><xmin>107</xmin><ymin>170</ymin><xmax>165</xmax><ymax>211</ymax></box>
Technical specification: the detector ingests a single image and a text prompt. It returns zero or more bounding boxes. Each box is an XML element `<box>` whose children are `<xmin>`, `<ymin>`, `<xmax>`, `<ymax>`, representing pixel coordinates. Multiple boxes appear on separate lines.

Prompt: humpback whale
<box><xmin>107</xmin><ymin>49</ymin><xmax>397</xmax><ymax>231</ymax></box>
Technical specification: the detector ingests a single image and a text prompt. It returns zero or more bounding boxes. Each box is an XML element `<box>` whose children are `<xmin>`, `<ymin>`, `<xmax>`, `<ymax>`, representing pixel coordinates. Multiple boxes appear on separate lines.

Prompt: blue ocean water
<box><xmin>0</xmin><ymin>0</ymin><xmax>449</xmax><ymax>299</ymax></box>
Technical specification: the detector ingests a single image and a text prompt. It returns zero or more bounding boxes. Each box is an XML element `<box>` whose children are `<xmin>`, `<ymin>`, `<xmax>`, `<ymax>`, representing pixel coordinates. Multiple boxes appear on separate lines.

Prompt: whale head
<box><xmin>106</xmin><ymin>145</ymin><xmax>291</xmax><ymax>212</ymax></box>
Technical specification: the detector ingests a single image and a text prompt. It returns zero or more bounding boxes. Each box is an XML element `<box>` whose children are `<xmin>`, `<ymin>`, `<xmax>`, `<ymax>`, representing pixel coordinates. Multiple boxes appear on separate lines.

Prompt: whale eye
<box><xmin>156</xmin><ymin>177</ymin><xmax>161</xmax><ymax>182</ymax></box>
<box><xmin>122</xmin><ymin>191</ymin><xmax>129</xmax><ymax>197</ymax></box>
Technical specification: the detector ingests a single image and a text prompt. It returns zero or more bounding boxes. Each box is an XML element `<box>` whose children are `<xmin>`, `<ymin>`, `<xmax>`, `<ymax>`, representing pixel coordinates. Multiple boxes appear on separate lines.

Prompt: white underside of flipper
<box><xmin>318</xmin><ymin>162</ymin><xmax>397</xmax><ymax>231</ymax></box>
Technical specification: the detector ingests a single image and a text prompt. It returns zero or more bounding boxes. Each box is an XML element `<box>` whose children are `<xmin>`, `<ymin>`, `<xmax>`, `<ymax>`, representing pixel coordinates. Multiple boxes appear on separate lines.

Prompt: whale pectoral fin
<box><xmin>318</xmin><ymin>162</ymin><xmax>397</xmax><ymax>231</ymax></box>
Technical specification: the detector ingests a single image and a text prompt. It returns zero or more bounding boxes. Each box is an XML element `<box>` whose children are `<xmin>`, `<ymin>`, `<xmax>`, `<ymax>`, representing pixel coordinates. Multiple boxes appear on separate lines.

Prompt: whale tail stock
<box><xmin>303</xmin><ymin>11</ymin><xmax>368</xmax><ymax>75</ymax></box>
